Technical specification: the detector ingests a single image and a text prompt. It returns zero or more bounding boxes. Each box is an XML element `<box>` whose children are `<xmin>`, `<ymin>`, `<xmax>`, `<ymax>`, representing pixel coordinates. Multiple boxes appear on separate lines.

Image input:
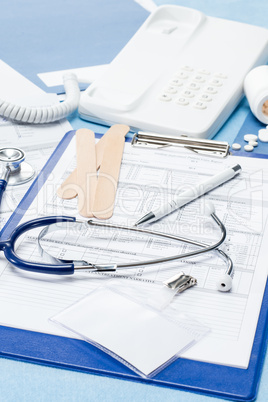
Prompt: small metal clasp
<box><xmin>164</xmin><ymin>271</ymin><xmax>197</xmax><ymax>293</ymax></box>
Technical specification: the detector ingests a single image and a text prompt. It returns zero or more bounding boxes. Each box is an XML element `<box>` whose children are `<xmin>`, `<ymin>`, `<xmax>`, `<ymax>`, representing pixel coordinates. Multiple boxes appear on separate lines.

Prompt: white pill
<box><xmin>244</xmin><ymin>145</ymin><xmax>254</xmax><ymax>152</ymax></box>
<box><xmin>244</xmin><ymin>134</ymin><xmax>258</xmax><ymax>142</ymax></box>
<box><xmin>248</xmin><ymin>140</ymin><xmax>258</xmax><ymax>147</ymax></box>
<box><xmin>258</xmin><ymin>129</ymin><xmax>268</xmax><ymax>142</ymax></box>
<box><xmin>231</xmin><ymin>143</ymin><xmax>241</xmax><ymax>150</ymax></box>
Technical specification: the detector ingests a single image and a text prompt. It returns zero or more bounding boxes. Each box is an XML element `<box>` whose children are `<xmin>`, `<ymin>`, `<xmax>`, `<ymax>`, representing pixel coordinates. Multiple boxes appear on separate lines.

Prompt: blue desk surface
<box><xmin>1</xmin><ymin>0</ymin><xmax>268</xmax><ymax>401</ymax></box>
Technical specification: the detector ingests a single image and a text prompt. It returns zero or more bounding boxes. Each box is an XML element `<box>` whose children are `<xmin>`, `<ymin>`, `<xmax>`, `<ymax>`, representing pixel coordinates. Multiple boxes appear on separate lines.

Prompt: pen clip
<box><xmin>164</xmin><ymin>271</ymin><xmax>197</xmax><ymax>293</ymax></box>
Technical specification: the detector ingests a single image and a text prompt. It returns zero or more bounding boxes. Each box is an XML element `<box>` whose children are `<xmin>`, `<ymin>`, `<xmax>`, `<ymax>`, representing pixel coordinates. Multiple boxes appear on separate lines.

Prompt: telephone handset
<box><xmin>79</xmin><ymin>5</ymin><xmax>268</xmax><ymax>139</ymax></box>
<box><xmin>0</xmin><ymin>72</ymin><xmax>80</xmax><ymax>124</ymax></box>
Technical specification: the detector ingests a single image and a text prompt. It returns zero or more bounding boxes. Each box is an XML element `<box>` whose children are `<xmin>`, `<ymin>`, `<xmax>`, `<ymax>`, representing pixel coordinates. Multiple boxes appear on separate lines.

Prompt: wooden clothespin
<box><xmin>57</xmin><ymin>124</ymin><xmax>129</xmax><ymax>219</ymax></box>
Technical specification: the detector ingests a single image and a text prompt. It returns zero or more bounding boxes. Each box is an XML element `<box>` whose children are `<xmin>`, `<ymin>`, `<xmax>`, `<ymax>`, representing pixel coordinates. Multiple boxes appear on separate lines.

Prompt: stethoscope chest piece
<box><xmin>7</xmin><ymin>161</ymin><xmax>35</xmax><ymax>186</ymax></box>
<box><xmin>0</xmin><ymin>147</ymin><xmax>35</xmax><ymax>186</ymax></box>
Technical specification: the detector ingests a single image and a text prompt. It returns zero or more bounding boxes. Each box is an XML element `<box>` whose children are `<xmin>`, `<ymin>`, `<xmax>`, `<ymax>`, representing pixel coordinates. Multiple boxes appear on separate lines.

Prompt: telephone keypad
<box><xmin>159</xmin><ymin>66</ymin><xmax>226</xmax><ymax>110</ymax></box>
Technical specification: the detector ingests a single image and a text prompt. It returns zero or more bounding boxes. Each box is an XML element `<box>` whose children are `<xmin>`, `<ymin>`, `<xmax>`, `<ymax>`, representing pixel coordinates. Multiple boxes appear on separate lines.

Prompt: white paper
<box><xmin>134</xmin><ymin>0</ymin><xmax>157</xmax><ymax>12</ymax></box>
<box><xmin>38</xmin><ymin>65</ymin><xmax>108</xmax><ymax>87</ymax></box>
<box><xmin>0</xmin><ymin>59</ymin><xmax>47</xmax><ymax>100</ymax></box>
<box><xmin>0</xmin><ymin>138</ymin><xmax>268</xmax><ymax>369</ymax></box>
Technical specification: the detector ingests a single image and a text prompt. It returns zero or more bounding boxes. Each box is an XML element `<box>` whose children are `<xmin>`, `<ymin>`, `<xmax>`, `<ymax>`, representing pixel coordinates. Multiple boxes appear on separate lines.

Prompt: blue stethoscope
<box><xmin>0</xmin><ymin>147</ymin><xmax>234</xmax><ymax>292</ymax></box>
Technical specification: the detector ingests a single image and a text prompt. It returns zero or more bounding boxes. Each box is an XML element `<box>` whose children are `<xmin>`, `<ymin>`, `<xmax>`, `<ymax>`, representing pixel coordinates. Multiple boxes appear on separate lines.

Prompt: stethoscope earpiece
<box><xmin>217</xmin><ymin>273</ymin><xmax>233</xmax><ymax>292</ymax></box>
<box><xmin>201</xmin><ymin>202</ymin><xmax>234</xmax><ymax>291</ymax></box>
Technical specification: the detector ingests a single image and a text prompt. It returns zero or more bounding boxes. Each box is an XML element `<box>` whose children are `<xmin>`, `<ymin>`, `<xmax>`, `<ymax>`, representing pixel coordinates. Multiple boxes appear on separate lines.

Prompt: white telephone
<box><xmin>79</xmin><ymin>5</ymin><xmax>268</xmax><ymax>139</ymax></box>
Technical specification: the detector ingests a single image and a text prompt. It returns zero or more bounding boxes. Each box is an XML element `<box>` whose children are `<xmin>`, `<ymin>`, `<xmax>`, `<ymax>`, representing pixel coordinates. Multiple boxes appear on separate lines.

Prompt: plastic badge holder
<box><xmin>51</xmin><ymin>282</ymin><xmax>209</xmax><ymax>378</ymax></box>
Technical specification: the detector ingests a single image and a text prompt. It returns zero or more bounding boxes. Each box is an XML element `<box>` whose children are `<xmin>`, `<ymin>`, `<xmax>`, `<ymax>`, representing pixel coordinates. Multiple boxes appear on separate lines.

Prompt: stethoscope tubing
<box><xmin>0</xmin><ymin>216</ymin><xmax>76</xmax><ymax>274</ymax></box>
<box><xmin>0</xmin><ymin>165</ymin><xmax>11</xmax><ymax>206</ymax></box>
<box><xmin>0</xmin><ymin>213</ymin><xmax>232</xmax><ymax>278</ymax></box>
<box><xmin>85</xmin><ymin>214</ymin><xmax>233</xmax><ymax>275</ymax></box>
<box><xmin>36</xmin><ymin>213</ymin><xmax>232</xmax><ymax>276</ymax></box>
<box><xmin>0</xmin><ymin>178</ymin><xmax>8</xmax><ymax>206</ymax></box>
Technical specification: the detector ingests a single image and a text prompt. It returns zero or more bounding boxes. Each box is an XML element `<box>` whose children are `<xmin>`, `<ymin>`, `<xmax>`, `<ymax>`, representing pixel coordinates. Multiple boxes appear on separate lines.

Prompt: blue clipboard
<box><xmin>0</xmin><ymin>129</ymin><xmax>268</xmax><ymax>401</ymax></box>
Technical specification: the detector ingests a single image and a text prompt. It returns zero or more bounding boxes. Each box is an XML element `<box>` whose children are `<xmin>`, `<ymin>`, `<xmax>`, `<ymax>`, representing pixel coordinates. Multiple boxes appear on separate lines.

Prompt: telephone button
<box><xmin>181</xmin><ymin>90</ymin><xmax>195</xmax><ymax>98</ymax></box>
<box><xmin>204</xmin><ymin>86</ymin><xmax>218</xmax><ymax>94</ymax></box>
<box><xmin>187</xmin><ymin>82</ymin><xmax>200</xmax><ymax>91</ymax></box>
<box><xmin>158</xmin><ymin>94</ymin><xmax>172</xmax><ymax>102</ymax></box>
<box><xmin>169</xmin><ymin>78</ymin><xmax>183</xmax><ymax>87</ymax></box>
<box><xmin>181</xmin><ymin>66</ymin><xmax>194</xmax><ymax>72</ymax></box>
<box><xmin>199</xmin><ymin>93</ymin><xmax>212</xmax><ymax>102</ymax></box>
<box><xmin>197</xmin><ymin>69</ymin><xmax>211</xmax><ymax>75</ymax></box>
<box><xmin>193</xmin><ymin>101</ymin><xmax>207</xmax><ymax>110</ymax></box>
<box><xmin>193</xmin><ymin>75</ymin><xmax>206</xmax><ymax>83</ymax></box>
<box><xmin>164</xmin><ymin>86</ymin><xmax>177</xmax><ymax>94</ymax></box>
<box><xmin>214</xmin><ymin>73</ymin><xmax>228</xmax><ymax>79</ymax></box>
<box><xmin>209</xmin><ymin>79</ymin><xmax>223</xmax><ymax>87</ymax></box>
<box><xmin>175</xmin><ymin>97</ymin><xmax>189</xmax><ymax>106</ymax></box>
<box><xmin>175</xmin><ymin>72</ymin><xmax>189</xmax><ymax>79</ymax></box>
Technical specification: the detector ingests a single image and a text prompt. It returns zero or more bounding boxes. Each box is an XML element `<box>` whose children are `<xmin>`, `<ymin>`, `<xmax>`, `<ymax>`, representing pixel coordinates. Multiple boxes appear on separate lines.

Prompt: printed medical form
<box><xmin>0</xmin><ymin>137</ymin><xmax>268</xmax><ymax>370</ymax></box>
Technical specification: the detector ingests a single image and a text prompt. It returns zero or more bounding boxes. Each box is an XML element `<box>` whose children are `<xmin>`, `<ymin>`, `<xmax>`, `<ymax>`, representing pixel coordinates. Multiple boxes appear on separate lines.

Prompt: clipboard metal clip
<box><xmin>131</xmin><ymin>131</ymin><xmax>230</xmax><ymax>158</ymax></box>
<box><xmin>164</xmin><ymin>272</ymin><xmax>197</xmax><ymax>293</ymax></box>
